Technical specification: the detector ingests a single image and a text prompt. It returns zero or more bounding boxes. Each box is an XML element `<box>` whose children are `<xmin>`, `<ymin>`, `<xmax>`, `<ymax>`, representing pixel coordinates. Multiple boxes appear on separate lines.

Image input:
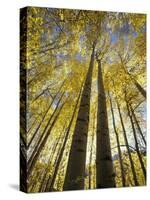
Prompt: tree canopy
<box><xmin>20</xmin><ymin>7</ymin><xmax>146</xmax><ymax>192</ymax></box>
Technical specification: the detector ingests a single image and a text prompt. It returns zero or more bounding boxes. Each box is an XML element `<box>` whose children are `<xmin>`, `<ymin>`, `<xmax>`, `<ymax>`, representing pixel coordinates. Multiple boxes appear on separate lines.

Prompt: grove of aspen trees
<box><xmin>20</xmin><ymin>7</ymin><xmax>146</xmax><ymax>192</ymax></box>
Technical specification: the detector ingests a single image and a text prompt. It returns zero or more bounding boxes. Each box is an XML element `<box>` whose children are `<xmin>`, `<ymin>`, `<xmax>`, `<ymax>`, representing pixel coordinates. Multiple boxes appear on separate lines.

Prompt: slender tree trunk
<box><xmin>121</xmin><ymin>63</ymin><xmax>146</xmax><ymax>98</ymax></box>
<box><xmin>126</xmin><ymin>101</ymin><xmax>146</xmax><ymax>181</ymax></box>
<box><xmin>130</xmin><ymin>103</ymin><xmax>146</xmax><ymax>146</ymax></box>
<box><xmin>63</xmin><ymin>43</ymin><xmax>95</xmax><ymax>190</ymax></box>
<box><xmin>28</xmin><ymin>91</ymin><xmax>64</xmax><ymax>165</ymax></box>
<box><xmin>109</xmin><ymin>92</ymin><xmax>126</xmax><ymax>187</ymax></box>
<box><xmin>27</xmin><ymin>118</ymin><xmax>37</xmax><ymax>134</ymax></box>
<box><xmin>27</xmin><ymin>80</ymin><xmax>66</xmax><ymax>149</ymax></box>
<box><xmin>27</xmin><ymin>99</ymin><xmax>65</xmax><ymax>177</ymax></box>
<box><xmin>48</xmin><ymin>85</ymin><xmax>83</xmax><ymax>191</ymax></box>
<box><xmin>32</xmin><ymin>82</ymin><xmax>54</xmax><ymax>103</ymax></box>
<box><xmin>89</xmin><ymin>110</ymin><xmax>95</xmax><ymax>189</ymax></box>
<box><xmin>116</xmin><ymin>99</ymin><xmax>139</xmax><ymax>186</ymax></box>
<box><xmin>43</xmin><ymin>84</ymin><xmax>83</xmax><ymax>192</ymax></box>
<box><xmin>29</xmin><ymin>170</ymin><xmax>41</xmax><ymax>192</ymax></box>
<box><xmin>39</xmin><ymin>130</ymin><xmax>65</xmax><ymax>192</ymax></box>
<box><xmin>20</xmin><ymin>135</ymin><xmax>27</xmax><ymax>192</ymax></box>
<box><xmin>44</xmin><ymin>138</ymin><xmax>64</xmax><ymax>192</ymax></box>
<box><xmin>96</xmin><ymin>60</ymin><xmax>115</xmax><ymax>188</ymax></box>
<box><xmin>134</xmin><ymin>80</ymin><xmax>146</xmax><ymax>99</ymax></box>
<box><xmin>28</xmin><ymin>93</ymin><xmax>64</xmax><ymax>176</ymax></box>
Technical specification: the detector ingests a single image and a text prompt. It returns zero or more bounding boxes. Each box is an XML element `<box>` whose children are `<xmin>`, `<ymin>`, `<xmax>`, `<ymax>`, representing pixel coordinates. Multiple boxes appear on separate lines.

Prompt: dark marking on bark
<box><xmin>75</xmin><ymin>139</ymin><xmax>83</xmax><ymax>143</ymax></box>
<box><xmin>76</xmin><ymin>148</ymin><xmax>85</xmax><ymax>152</ymax></box>
<box><xmin>80</xmin><ymin>103</ymin><xmax>90</xmax><ymax>108</ymax></box>
<box><xmin>112</xmin><ymin>172</ymin><xmax>116</xmax><ymax>177</ymax></box>
<box><xmin>77</xmin><ymin>118</ymin><xmax>87</xmax><ymax>122</ymax></box>
<box><xmin>101</xmin><ymin>155</ymin><xmax>112</xmax><ymax>161</ymax></box>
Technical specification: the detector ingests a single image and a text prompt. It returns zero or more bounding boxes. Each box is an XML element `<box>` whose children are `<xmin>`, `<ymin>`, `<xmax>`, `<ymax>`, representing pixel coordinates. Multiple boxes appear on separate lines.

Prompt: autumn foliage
<box><xmin>20</xmin><ymin>7</ymin><xmax>146</xmax><ymax>192</ymax></box>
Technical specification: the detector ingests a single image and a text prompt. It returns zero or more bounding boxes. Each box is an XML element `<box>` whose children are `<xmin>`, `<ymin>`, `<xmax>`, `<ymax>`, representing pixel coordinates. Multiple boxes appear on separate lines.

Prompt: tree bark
<box><xmin>63</xmin><ymin>44</ymin><xmax>95</xmax><ymax>190</ymax></box>
<box><xmin>109</xmin><ymin>92</ymin><xmax>126</xmax><ymax>187</ymax></box>
<box><xmin>96</xmin><ymin>60</ymin><xmax>115</xmax><ymax>188</ymax></box>
<box><xmin>116</xmin><ymin>99</ymin><xmax>139</xmax><ymax>186</ymax></box>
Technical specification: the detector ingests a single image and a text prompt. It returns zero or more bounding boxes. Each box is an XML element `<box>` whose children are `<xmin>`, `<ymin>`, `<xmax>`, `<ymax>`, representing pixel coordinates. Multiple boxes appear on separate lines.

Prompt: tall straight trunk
<box><xmin>29</xmin><ymin>170</ymin><xmax>41</xmax><ymax>192</ymax></box>
<box><xmin>63</xmin><ymin>44</ymin><xmax>95</xmax><ymax>190</ymax></box>
<box><xmin>116</xmin><ymin>99</ymin><xmax>139</xmax><ymax>186</ymax></box>
<box><xmin>39</xmin><ymin>125</ymin><xmax>66</xmax><ymax>192</ymax></box>
<box><xmin>121</xmin><ymin>63</ymin><xmax>146</xmax><ymax>98</ymax></box>
<box><xmin>27</xmin><ymin>91</ymin><xmax>64</xmax><ymax>174</ymax></box>
<box><xmin>27</xmin><ymin>118</ymin><xmax>37</xmax><ymax>134</ymax></box>
<box><xmin>48</xmin><ymin>85</ymin><xmax>83</xmax><ymax>191</ymax></box>
<box><xmin>27</xmin><ymin>80</ymin><xmax>66</xmax><ymax>149</ymax></box>
<box><xmin>20</xmin><ymin>135</ymin><xmax>27</xmax><ymax>192</ymax></box>
<box><xmin>44</xmin><ymin>135</ymin><xmax>65</xmax><ymax>192</ymax></box>
<box><xmin>89</xmin><ymin>110</ymin><xmax>95</xmax><ymax>189</ymax></box>
<box><xmin>32</xmin><ymin>82</ymin><xmax>54</xmax><ymax>103</ymax></box>
<box><xmin>45</xmin><ymin>84</ymin><xmax>84</xmax><ymax>192</ymax></box>
<box><xmin>96</xmin><ymin>60</ymin><xmax>115</xmax><ymax>188</ymax></box>
<box><xmin>109</xmin><ymin>92</ymin><xmax>126</xmax><ymax>187</ymax></box>
<box><xmin>130</xmin><ymin>103</ymin><xmax>146</xmax><ymax>146</ymax></box>
<box><xmin>126</xmin><ymin>101</ymin><xmax>146</xmax><ymax>181</ymax></box>
<box><xmin>27</xmin><ymin>100</ymin><xmax>65</xmax><ymax>177</ymax></box>
<box><xmin>134</xmin><ymin>80</ymin><xmax>146</xmax><ymax>99</ymax></box>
